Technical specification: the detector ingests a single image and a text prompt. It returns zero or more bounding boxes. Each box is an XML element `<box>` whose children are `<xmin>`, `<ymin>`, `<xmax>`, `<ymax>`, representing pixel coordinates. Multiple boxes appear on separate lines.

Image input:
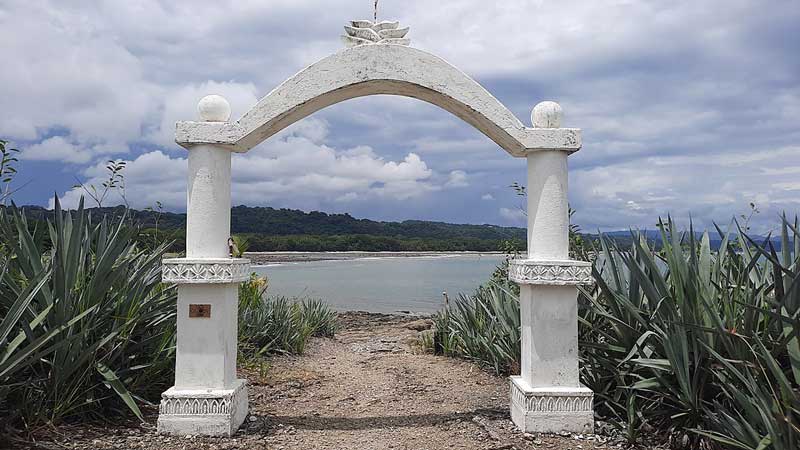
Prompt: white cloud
<box><xmin>21</xmin><ymin>137</ymin><xmax>93</xmax><ymax>164</ymax></box>
<box><xmin>499</xmin><ymin>207</ymin><xmax>526</xmax><ymax>223</ymax></box>
<box><xmin>5</xmin><ymin>0</ymin><xmax>799</xmax><ymax>230</ymax></box>
<box><xmin>232</xmin><ymin>120</ymin><xmax>438</xmax><ymax>203</ymax></box>
<box><xmin>56</xmin><ymin>119</ymin><xmax>444</xmax><ymax>209</ymax></box>
<box><xmin>0</xmin><ymin>2</ymin><xmax>157</xmax><ymax>151</ymax></box>
<box><xmin>54</xmin><ymin>150</ymin><xmax>186</xmax><ymax>209</ymax></box>
<box><xmin>445</xmin><ymin>170</ymin><xmax>468</xmax><ymax>188</ymax></box>
<box><xmin>481</xmin><ymin>193</ymin><xmax>494</xmax><ymax>200</ymax></box>
<box><xmin>570</xmin><ymin>144</ymin><xmax>800</xmax><ymax>233</ymax></box>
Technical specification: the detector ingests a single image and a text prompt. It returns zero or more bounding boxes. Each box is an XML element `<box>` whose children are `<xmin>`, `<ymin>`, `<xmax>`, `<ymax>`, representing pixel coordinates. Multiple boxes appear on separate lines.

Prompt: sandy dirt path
<box><xmin>21</xmin><ymin>313</ymin><xmax>629</xmax><ymax>450</ymax></box>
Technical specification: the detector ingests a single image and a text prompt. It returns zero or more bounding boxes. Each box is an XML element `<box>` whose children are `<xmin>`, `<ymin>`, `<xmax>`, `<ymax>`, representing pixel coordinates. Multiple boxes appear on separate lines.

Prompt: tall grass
<box><xmin>0</xmin><ymin>199</ymin><xmax>176</xmax><ymax>433</ymax></box>
<box><xmin>238</xmin><ymin>273</ymin><xmax>337</xmax><ymax>356</ymax></box>
<box><xmin>428</xmin><ymin>216</ymin><xmax>800</xmax><ymax>449</ymax></box>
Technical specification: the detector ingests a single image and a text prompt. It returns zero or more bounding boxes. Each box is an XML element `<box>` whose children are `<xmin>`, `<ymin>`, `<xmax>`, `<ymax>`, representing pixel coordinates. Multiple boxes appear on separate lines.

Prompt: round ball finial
<box><xmin>531</xmin><ymin>101</ymin><xmax>563</xmax><ymax>128</ymax></box>
<box><xmin>197</xmin><ymin>94</ymin><xmax>231</xmax><ymax>122</ymax></box>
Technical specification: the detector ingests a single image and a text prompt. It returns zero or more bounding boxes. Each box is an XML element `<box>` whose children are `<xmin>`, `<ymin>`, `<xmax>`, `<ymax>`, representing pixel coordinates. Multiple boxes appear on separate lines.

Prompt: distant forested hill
<box><xmin>11</xmin><ymin>205</ymin><xmax>526</xmax><ymax>252</ymax></box>
<box><xmin>12</xmin><ymin>205</ymin><xmax>783</xmax><ymax>252</ymax></box>
<box><xmin>228</xmin><ymin>206</ymin><xmax>525</xmax><ymax>240</ymax></box>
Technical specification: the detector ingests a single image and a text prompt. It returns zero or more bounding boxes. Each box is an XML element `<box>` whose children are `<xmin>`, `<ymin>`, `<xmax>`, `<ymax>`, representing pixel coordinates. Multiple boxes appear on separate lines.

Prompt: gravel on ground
<box><xmin>17</xmin><ymin>312</ymin><xmax>658</xmax><ymax>450</ymax></box>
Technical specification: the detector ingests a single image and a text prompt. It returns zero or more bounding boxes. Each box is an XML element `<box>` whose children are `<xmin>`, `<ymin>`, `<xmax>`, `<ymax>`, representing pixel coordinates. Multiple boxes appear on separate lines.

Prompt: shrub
<box><xmin>429</xmin><ymin>282</ymin><xmax>520</xmax><ymax>374</ymax></box>
<box><xmin>582</xmin><ymin>217</ymin><xmax>799</xmax><ymax>448</ymax></box>
<box><xmin>0</xmin><ymin>199</ymin><xmax>176</xmax><ymax>433</ymax></box>
<box><xmin>239</xmin><ymin>272</ymin><xmax>269</xmax><ymax>309</ymax></box>
<box><xmin>0</xmin><ymin>197</ymin><xmax>339</xmax><ymax>444</ymax></box>
<box><xmin>430</xmin><ymin>215</ymin><xmax>800</xmax><ymax>449</ymax></box>
<box><xmin>238</xmin><ymin>274</ymin><xmax>337</xmax><ymax>356</ymax></box>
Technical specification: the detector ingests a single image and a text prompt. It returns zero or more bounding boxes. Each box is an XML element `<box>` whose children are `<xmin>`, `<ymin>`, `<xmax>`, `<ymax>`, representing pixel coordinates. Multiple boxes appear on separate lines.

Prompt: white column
<box><xmin>510</xmin><ymin>101</ymin><xmax>593</xmax><ymax>434</ymax></box>
<box><xmin>520</xmin><ymin>149</ymin><xmax>575</xmax><ymax>387</ymax></box>
<box><xmin>526</xmin><ymin>150</ymin><xmax>569</xmax><ymax>260</ymax></box>
<box><xmin>158</xmin><ymin>95</ymin><xmax>249</xmax><ymax>437</ymax></box>
<box><xmin>186</xmin><ymin>144</ymin><xmax>232</xmax><ymax>258</ymax></box>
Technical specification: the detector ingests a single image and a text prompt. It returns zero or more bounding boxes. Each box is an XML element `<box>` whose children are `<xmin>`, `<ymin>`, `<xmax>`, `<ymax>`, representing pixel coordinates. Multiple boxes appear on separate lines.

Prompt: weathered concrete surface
<box><xmin>167</xmin><ymin>30</ymin><xmax>591</xmax><ymax>436</ymax></box>
<box><xmin>175</xmin><ymin>45</ymin><xmax>581</xmax><ymax>156</ymax></box>
<box><xmin>157</xmin><ymin>379</ymin><xmax>248</xmax><ymax>436</ymax></box>
<box><xmin>510</xmin><ymin>377</ymin><xmax>594</xmax><ymax>434</ymax></box>
<box><xmin>509</xmin><ymin>101</ymin><xmax>594</xmax><ymax>433</ymax></box>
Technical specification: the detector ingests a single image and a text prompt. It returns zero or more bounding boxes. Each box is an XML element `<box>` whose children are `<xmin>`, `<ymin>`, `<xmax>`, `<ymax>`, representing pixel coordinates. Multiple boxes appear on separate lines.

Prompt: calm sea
<box><xmin>253</xmin><ymin>254</ymin><xmax>505</xmax><ymax>313</ymax></box>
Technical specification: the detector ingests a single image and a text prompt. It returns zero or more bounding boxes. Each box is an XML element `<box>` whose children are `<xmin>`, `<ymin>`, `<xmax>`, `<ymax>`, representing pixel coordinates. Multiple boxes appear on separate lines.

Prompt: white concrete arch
<box><xmin>162</xmin><ymin>33</ymin><xmax>592</xmax><ymax>438</ymax></box>
<box><xmin>176</xmin><ymin>44</ymin><xmax>580</xmax><ymax>156</ymax></box>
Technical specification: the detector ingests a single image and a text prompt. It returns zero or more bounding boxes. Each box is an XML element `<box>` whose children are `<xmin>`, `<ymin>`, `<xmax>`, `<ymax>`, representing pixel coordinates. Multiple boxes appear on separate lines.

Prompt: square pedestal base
<box><xmin>157</xmin><ymin>379</ymin><xmax>248</xmax><ymax>436</ymax></box>
<box><xmin>509</xmin><ymin>376</ymin><xmax>594</xmax><ymax>434</ymax></box>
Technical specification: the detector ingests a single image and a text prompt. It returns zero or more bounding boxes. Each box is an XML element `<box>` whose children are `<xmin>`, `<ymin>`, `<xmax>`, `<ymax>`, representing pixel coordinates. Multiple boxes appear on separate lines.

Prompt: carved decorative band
<box><xmin>509</xmin><ymin>379</ymin><xmax>593</xmax><ymax>413</ymax></box>
<box><xmin>159</xmin><ymin>382</ymin><xmax>246</xmax><ymax>416</ymax></box>
<box><xmin>162</xmin><ymin>258</ymin><xmax>251</xmax><ymax>284</ymax></box>
<box><xmin>508</xmin><ymin>259</ymin><xmax>592</xmax><ymax>286</ymax></box>
<box><xmin>159</xmin><ymin>396</ymin><xmax>232</xmax><ymax>415</ymax></box>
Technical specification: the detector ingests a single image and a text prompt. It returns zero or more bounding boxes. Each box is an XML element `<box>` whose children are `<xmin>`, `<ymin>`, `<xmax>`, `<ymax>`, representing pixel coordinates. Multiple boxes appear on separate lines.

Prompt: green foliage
<box><xmin>0</xmin><ymin>198</ymin><xmax>176</xmax><ymax>433</ymax></box>
<box><xmin>0</xmin><ymin>139</ymin><xmax>19</xmax><ymax>204</ymax></box>
<box><xmin>229</xmin><ymin>205</ymin><xmax>526</xmax><ymax>241</ymax></box>
<box><xmin>0</xmin><ymin>203</ymin><xmax>341</xmax><ymax>437</ymax></box>
<box><xmin>580</xmin><ymin>216</ymin><xmax>799</xmax><ymax>448</ymax></box>
<box><xmin>431</xmin><ymin>214</ymin><xmax>799</xmax><ymax>449</ymax></box>
<box><xmin>243</xmin><ymin>233</ymin><xmax>518</xmax><ymax>252</ymax></box>
<box><xmin>230</xmin><ymin>234</ymin><xmax>250</xmax><ymax>258</ymax></box>
<box><xmin>238</xmin><ymin>274</ymin><xmax>336</xmax><ymax>357</ymax></box>
<box><xmin>239</xmin><ymin>297</ymin><xmax>337</xmax><ymax>356</ymax></box>
<box><xmin>72</xmin><ymin>160</ymin><xmax>128</xmax><ymax>208</ymax></box>
<box><xmin>428</xmin><ymin>282</ymin><xmax>521</xmax><ymax>374</ymax></box>
<box><xmin>239</xmin><ymin>272</ymin><xmax>269</xmax><ymax>310</ymax></box>
<box><xmin>12</xmin><ymin>204</ymin><xmax>528</xmax><ymax>252</ymax></box>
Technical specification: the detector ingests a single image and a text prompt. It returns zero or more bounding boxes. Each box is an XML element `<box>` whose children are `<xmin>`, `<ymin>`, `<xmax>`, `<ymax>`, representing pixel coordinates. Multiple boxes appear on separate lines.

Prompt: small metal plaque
<box><xmin>189</xmin><ymin>304</ymin><xmax>211</xmax><ymax>318</ymax></box>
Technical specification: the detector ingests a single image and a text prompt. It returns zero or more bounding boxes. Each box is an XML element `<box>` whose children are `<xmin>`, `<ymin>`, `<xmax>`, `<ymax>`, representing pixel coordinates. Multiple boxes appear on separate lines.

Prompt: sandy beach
<box><xmin>245</xmin><ymin>251</ymin><xmax>505</xmax><ymax>265</ymax></box>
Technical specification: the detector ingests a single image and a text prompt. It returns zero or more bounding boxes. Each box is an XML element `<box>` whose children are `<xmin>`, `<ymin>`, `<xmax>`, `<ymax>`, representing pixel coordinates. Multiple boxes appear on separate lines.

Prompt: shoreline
<box><xmin>244</xmin><ymin>251</ymin><xmax>505</xmax><ymax>264</ymax></box>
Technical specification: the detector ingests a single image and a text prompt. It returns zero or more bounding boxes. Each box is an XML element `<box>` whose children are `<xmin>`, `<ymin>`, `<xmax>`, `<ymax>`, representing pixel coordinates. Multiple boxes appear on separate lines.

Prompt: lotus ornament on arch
<box><xmin>341</xmin><ymin>20</ymin><xmax>410</xmax><ymax>47</ymax></box>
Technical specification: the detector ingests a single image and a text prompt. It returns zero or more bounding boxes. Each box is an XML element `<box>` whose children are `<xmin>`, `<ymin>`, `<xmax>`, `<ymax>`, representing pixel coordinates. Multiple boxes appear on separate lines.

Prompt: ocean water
<box><xmin>252</xmin><ymin>254</ymin><xmax>505</xmax><ymax>313</ymax></box>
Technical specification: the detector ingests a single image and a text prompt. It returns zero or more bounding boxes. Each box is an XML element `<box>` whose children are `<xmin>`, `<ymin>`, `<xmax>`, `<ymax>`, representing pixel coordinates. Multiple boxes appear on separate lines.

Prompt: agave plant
<box><xmin>238</xmin><ymin>293</ymin><xmax>337</xmax><ymax>357</ymax></box>
<box><xmin>579</xmin><ymin>216</ymin><xmax>800</xmax><ymax>448</ymax></box>
<box><xmin>431</xmin><ymin>213</ymin><xmax>799</xmax><ymax>448</ymax></box>
<box><xmin>0</xmin><ymin>198</ymin><xmax>176</xmax><ymax>431</ymax></box>
<box><xmin>430</xmin><ymin>281</ymin><xmax>521</xmax><ymax>374</ymax></box>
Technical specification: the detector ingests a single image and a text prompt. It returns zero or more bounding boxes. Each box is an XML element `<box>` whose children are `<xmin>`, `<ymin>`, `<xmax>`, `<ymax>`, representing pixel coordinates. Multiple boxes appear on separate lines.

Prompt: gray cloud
<box><xmin>2</xmin><ymin>0</ymin><xmax>798</xmax><ymax>232</ymax></box>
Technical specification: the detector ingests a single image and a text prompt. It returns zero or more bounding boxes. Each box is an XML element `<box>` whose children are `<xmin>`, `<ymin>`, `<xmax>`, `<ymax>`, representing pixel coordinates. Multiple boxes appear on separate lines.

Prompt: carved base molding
<box><xmin>162</xmin><ymin>258</ymin><xmax>251</xmax><ymax>284</ymax></box>
<box><xmin>509</xmin><ymin>376</ymin><xmax>594</xmax><ymax>434</ymax></box>
<box><xmin>508</xmin><ymin>259</ymin><xmax>592</xmax><ymax>286</ymax></box>
<box><xmin>157</xmin><ymin>379</ymin><xmax>248</xmax><ymax>436</ymax></box>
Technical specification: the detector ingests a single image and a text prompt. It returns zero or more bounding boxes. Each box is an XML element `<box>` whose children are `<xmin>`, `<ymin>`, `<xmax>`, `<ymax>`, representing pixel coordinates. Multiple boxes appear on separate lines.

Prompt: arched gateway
<box><xmin>159</xmin><ymin>20</ymin><xmax>593</xmax><ymax>436</ymax></box>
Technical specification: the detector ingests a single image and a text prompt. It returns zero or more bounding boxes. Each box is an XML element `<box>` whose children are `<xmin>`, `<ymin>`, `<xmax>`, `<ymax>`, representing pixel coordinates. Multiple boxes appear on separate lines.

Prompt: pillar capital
<box><xmin>508</xmin><ymin>259</ymin><xmax>592</xmax><ymax>286</ymax></box>
<box><xmin>162</xmin><ymin>258</ymin><xmax>251</xmax><ymax>284</ymax></box>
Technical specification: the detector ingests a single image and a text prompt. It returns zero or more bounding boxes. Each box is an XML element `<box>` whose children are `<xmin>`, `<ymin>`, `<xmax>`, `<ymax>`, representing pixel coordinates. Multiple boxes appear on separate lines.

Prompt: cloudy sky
<box><xmin>1</xmin><ymin>0</ymin><xmax>798</xmax><ymax>232</ymax></box>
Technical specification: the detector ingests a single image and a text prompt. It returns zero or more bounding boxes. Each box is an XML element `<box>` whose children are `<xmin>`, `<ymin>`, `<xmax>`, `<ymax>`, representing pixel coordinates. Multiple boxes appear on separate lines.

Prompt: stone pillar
<box><xmin>158</xmin><ymin>95</ymin><xmax>250</xmax><ymax>436</ymax></box>
<box><xmin>509</xmin><ymin>101</ymin><xmax>594</xmax><ymax>434</ymax></box>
